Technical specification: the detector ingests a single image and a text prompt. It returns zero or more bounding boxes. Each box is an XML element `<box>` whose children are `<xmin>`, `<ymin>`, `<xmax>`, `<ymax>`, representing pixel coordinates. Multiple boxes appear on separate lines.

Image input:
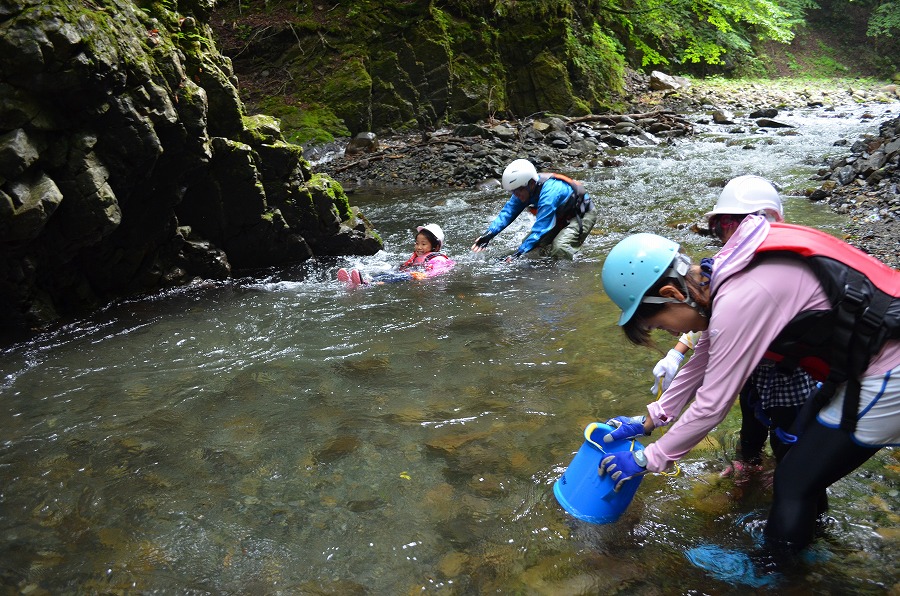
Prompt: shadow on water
<box><xmin>1</xmin><ymin>104</ymin><xmax>898</xmax><ymax>593</ymax></box>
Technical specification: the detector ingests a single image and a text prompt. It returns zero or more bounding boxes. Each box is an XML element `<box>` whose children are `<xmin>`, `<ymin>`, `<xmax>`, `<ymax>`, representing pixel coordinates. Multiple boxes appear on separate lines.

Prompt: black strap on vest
<box><xmin>533</xmin><ymin>174</ymin><xmax>591</xmax><ymax>237</ymax></box>
<box><xmin>840</xmin><ymin>281</ymin><xmax>892</xmax><ymax>431</ymax></box>
<box><xmin>789</xmin><ymin>269</ymin><xmax>894</xmax><ymax>436</ymax></box>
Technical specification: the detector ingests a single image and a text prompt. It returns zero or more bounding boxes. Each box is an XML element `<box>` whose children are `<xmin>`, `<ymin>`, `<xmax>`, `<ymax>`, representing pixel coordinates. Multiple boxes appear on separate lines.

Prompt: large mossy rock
<box><xmin>0</xmin><ymin>0</ymin><xmax>382</xmax><ymax>331</ymax></box>
<box><xmin>214</xmin><ymin>0</ymin><xmax>626</xmax><ymax>139</ymax></box>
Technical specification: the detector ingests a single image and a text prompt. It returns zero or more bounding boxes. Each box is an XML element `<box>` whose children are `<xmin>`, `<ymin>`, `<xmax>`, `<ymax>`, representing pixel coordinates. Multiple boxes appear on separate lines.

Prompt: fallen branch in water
<box><xmin>567</xmin><ymin>110</ymin><xmax>680</xmax><ymax>125</ymax></box>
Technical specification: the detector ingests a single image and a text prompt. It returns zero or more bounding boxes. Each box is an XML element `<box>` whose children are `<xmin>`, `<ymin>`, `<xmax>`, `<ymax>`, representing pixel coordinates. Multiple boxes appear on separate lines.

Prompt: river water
<box><xmin>2</xmin><ymin>104</ymin><xmax>898</xmax><ymax>593</ymax></box>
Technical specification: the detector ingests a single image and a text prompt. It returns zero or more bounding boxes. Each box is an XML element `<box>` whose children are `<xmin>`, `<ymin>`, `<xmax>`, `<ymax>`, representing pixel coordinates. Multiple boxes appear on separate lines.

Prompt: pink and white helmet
<box><xmin>416</xmin><ymin>223</ymin><xmax>444</xmax><ymax>250</ymax></box>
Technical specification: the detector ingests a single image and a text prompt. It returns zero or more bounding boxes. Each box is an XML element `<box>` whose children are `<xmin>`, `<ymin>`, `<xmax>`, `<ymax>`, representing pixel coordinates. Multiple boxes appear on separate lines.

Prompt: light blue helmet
<box><xmin>601</xmin><ymin>233</ymin><xmax>685</xmax><ymax>326</ymax></box>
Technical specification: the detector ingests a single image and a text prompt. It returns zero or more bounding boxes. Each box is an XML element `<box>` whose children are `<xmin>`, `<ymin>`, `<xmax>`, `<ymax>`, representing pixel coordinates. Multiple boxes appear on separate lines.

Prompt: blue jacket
<box><xmin>484</xmin><ymin>178</ymin><xmax>576</xmax><ymax>255</ymax></box>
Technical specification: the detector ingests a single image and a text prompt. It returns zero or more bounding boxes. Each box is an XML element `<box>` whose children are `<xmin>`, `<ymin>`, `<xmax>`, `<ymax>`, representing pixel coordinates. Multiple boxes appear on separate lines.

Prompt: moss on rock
<box><xmin>212</xmin><ymin>0</ymin><xmax>631</xmax><ymax>139</ymax></box>
<box><xmin>253</xmin><ymin>100</ymin><xmax>351</xmax><ymax>146</ymax></box>
<box><xmin>0</xmin><ymin>0</ymin><xmax>383</xmax><ymax>330</ymax></box>
<box><xmin>241</xmin><ymin>114</ymin><xmax>282</xmax><ymax>145</ymax></box>
<box><xmin>306</xmin><ymin>172</ymin><xmax>351</xmax><ymax>222</ymax></box>
<box><xmin>321</xmin><ymin>56</ymin><xmax>374</xmax><ymax>134</ymax></box>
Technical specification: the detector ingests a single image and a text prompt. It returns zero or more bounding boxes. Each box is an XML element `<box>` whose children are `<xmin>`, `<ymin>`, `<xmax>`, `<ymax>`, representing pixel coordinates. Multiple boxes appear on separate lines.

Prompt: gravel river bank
<box><xmin>312</xmin><ymin>76</ymin><xmax>899</xmax><ymax>267</ymax></box>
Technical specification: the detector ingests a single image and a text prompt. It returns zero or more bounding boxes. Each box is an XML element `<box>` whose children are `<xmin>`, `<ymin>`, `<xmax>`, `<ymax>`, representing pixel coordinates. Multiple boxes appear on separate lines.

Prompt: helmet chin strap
<box><xmin>640</xmin><ymin>253</ymin><xmax>708</xmax><ymax>317</ymax></box>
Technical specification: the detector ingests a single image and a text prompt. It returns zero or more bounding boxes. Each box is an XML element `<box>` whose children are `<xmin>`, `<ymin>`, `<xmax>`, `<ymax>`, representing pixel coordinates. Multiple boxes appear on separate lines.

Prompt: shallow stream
<box><xmin>1</xmin><ymin>103</ymin><xmax>898</xmax><ymax>593</ymax></box>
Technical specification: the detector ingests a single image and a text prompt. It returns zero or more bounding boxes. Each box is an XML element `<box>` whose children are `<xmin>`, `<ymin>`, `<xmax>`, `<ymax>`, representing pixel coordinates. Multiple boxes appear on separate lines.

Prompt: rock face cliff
<box><xmin>0</xmin><ymin>0</ymin><xmax>381</xmax><ymax>331</ymax></box>
<box><xmin>212</xmin><ymin>0</ymin><xmax>627</xmax><ymax>144</ymax></box>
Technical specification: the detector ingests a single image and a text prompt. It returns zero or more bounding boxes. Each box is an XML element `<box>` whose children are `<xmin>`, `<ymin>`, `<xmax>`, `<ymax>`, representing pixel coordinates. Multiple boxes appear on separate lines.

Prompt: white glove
<box><xmin>650</xmin><ymin>349</ymin><xmax>684</xmax><ymax>395</ymax></box>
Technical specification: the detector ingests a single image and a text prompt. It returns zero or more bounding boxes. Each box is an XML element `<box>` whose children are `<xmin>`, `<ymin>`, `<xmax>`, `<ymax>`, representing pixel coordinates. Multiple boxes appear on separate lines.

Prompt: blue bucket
<box><xmin>553</xmin><ymin>422</ymin><xmax>645</xmax><ymax>524</ymax></box>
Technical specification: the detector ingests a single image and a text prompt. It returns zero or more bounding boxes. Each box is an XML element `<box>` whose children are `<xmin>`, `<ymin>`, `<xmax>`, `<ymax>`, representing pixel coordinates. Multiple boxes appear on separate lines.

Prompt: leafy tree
<box><xmin>862</xmin><ymin>0</ymin><xmax>900</xmax><ymax>37</ymax></box>
<box><xmin>820</xmin><ymin>0</ymin><xmax>899</xmax><ymax>74</ymax></box>
<box><xmin>596</xmin><ymin>0</ymin><xmax>816</xmax><ymax>69</ymax></box>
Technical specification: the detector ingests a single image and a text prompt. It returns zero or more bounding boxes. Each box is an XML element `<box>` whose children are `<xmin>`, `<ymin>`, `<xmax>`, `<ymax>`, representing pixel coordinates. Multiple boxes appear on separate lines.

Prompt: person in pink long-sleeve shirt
<box><xmin>598</xmin><ymin>216</ymin><xmax>900</xmax><ymax>552</ymax></box>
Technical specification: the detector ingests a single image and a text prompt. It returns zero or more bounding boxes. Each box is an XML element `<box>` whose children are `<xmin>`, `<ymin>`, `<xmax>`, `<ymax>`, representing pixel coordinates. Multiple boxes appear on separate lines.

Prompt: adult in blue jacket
<box><xmin>471</xmin><ymin>159</ymin><xmax>597</xmax><ymax>259</ymax></box>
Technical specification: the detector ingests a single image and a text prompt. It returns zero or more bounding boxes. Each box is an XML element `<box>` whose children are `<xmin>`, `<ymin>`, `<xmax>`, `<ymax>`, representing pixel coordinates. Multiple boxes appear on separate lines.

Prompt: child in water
<box><xmin>337</xmin><ymin>223</ymin><xmax>455</xmax><ymax>288</ymax></box>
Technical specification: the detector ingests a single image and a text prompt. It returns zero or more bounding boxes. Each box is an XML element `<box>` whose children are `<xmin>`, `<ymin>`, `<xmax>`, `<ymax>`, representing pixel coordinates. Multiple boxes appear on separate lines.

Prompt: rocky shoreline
<box><xmin>809</xmin><ymin>115</ymin><xmax>899</xmax><ymax>268</ymax></box>
<box><xmin>314</xmin><ymin>74</ymin><xmax>899</xmax><ymax>268</ymax></box>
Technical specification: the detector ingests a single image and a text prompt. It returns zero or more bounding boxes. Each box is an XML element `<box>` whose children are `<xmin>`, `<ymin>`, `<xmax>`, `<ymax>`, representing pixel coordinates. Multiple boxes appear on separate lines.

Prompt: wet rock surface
<box><xmin>312</xmin><ymin>109</ymin><xmax>692</xmax><ymax>191</ymax></box>
<box><xmin>807</xmin><ymin>116</ymin><xmax>900</xmax><ymax>268</ymax></box>
<box><xmin>0</xmin><ymin>0</ymin><xmax>383</xmax><ymax>331</ymax></box>
<box><xmin>314</xmin><ymin>74</ymin><xmax>900</xmax><ymax>268</ymax></box>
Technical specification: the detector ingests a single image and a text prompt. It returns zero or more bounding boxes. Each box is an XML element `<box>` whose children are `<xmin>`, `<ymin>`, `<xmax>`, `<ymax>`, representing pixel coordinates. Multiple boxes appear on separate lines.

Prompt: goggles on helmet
<box><xmin>636</xmin><ymin>253</ymin><xmax>702</xmax><ymax>312</ymax></box>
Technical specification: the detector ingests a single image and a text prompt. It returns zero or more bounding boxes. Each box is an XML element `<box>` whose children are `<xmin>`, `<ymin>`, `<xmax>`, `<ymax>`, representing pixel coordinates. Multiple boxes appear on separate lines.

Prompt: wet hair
<box><xmin>622</xmin><ymin>273</ymin><xmax>708</xmax><ymax>347</ymax></box>
<box><xmin>417</xmin><ymin>229</ymin><xmax>440</xmax><ymax>251</ymax></box>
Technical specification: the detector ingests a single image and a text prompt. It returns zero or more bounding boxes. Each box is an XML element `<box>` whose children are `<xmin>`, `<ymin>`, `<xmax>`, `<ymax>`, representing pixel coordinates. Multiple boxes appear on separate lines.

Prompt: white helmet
<box><xmin>501</xmin><ymin>159</ymin><xmax>539</xmax><ymax>191</ymax></box>
<box><xmin>416</xmin><ymin>223</ymin><xmax>444</xmax><ymax>250</ymax></box>
<box><xmin>704</xmin><ymin>175</ymin><xmax>784</xmax><ymax>221</ymax></box>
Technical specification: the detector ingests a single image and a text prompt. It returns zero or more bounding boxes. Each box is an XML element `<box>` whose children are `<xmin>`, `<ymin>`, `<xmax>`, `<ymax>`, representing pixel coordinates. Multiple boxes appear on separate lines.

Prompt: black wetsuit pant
<box><xmin>764</xmin><ymin>420</ymin><xmax>880</xmax><ymax>550</ymax></box>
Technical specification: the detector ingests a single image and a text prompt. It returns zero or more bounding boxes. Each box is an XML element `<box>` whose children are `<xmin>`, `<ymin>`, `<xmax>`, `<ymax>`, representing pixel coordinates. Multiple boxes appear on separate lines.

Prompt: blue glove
<box><xmin>598</xmin><ymin>450</ymin><xmax>648</xmax><ymax>492</ymax></box>
<box><xmin>602</xmin><ymin>415</ymin><xmax>648</xmax><ymax>443</ymax></box>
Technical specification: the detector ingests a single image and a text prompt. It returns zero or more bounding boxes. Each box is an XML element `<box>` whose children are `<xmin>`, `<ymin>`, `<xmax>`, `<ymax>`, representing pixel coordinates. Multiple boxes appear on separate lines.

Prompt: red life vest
<box><xmin>751</xmin><ymin>223</ymin><xmax>900</xmax><ymax>432</ymax></box>
<box><xmin>399</xmin><ymin>252</ymin><xmax>449</xmax><ymax>271</ymax></box>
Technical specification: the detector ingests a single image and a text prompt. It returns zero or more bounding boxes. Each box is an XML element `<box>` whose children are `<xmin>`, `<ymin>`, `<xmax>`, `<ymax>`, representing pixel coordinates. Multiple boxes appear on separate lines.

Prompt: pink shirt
<box><xmin>643</xmin><ymin>217</ymin><xmax>900</xmax><ymax>472</ymax></box>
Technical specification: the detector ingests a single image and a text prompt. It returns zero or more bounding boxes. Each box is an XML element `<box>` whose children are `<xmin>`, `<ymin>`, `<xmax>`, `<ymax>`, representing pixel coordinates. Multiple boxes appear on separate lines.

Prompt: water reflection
<box><xmin>1</xmin><ymin>104</ymin><xmax>897</xmax><ymax>593</ymax></box>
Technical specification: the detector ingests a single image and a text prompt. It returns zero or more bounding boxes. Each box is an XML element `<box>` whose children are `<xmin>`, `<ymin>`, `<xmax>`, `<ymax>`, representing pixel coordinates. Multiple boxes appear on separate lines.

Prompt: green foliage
<box><xmin>172</xmin><ymin>29</ymin><xmax>214</xmax><ymax>52</ymax></box>
<box><xmin>866</xmin><ymin>0</ymin><xmax>900</xmax><ymax>37</ymax></box>
<box><xmin>811</xmin><ymin>39</ymin><xmax>850</xmax><ymax>74</ymax></box>
<box><xmin>631</xmin><ymin>37</ymin><xmax>669</xmax><ymax>67</ymax></box>
<box><xmin>217</xmin><ymin>0</ymin><xmax>893</xmax><ymax>135</ymax></box>
<box><xmin>256</xmin><ymin>99</ymin><xmax>351</xmax><ymax>145</ymax></box>
<box><xmin>430</xmin><ymin>4</ymin><xmax>453</xmax><ymax>38</ymax></box>
<box><xmin>307</xmin><ymin>173</ymin><xmax>352</xmax><ymax>221</ymax></box>
<box><xmin>566</xmin><ymin>23</ymin><xmax>626</xmax><ymax>98</ymax></box>
<box><xmin>136</xmin><ymin>0</ymin><xmax>180</xmax><ymax>27</ymax></box>
<box><xmin>597</xmin><ymin>0</ymin><xmax>814</xmax><ymax>69</ymax></box>
<box><xmin>811</xmin><ymin>0</ymin><xmax>898</xmax><ymax>77</ymax></box>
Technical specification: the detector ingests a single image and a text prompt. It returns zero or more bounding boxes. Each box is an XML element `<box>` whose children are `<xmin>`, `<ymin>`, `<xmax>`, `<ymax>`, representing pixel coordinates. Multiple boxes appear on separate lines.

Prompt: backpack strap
<box><xmin>840</xmin><ymin>283</ymin><xmax>893</xmax><ymax>432</ymax></box>
<box><xmin>790</xmin><ymin>270</ymin><xmax>894</xmax><ymax>436</ymax></box>
<box><xmin>540</xmin><ymin>173</ymin><xmax>590</xmax><ymax>236</ymax></box>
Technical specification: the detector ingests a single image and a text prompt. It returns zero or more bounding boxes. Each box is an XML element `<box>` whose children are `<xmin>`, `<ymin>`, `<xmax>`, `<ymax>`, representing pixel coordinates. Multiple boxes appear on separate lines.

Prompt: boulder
<box><xmin>490</xmin><ymin>124</ymin><xmax>518</xmax><ymax>141</ymax></box>
<box><xmin>755</xmin><ymin>118</ymin><xmax>794</xmax><ymax>128</ymax></box>
<box><xmin>0</xmin><ymin>0</ymin><xmax>382</xmax><ymax>331</ymax></box>
<box><xmin>0</xmin><ymin>173</ymin><xmax>63</xmax><ymax>242</ymax></box>
<box><xmin>0</xmin><ymin>128</ymin><xmax>40</xmax><ymax>178</ymax></box>
<box><xmin>345</xmin><ymin>132</ymin><xmax>379</xmax><ymax>156</ymax></box>
<box><xmin>749</xmin><ymin>108</ymin><xmax>779</xmax><ymax>118</ymax></box>
<box><xmin>712</xmin><ymin>110</ymin><xmax>735</xmax><ymax>125</ymax></box>
<box><xmin>649</xmin><ymin>71</ymin><xmax>686</xmax><ymax>91</ymax></box>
